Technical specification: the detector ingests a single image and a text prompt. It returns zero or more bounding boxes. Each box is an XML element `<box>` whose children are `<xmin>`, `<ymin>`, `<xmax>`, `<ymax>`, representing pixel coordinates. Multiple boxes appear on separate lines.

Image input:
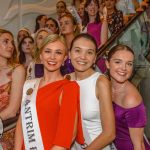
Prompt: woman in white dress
<box><xmin>69</xmin><ymin>33</ymin><xmax>115</xmax><ymax>150</ymax></box>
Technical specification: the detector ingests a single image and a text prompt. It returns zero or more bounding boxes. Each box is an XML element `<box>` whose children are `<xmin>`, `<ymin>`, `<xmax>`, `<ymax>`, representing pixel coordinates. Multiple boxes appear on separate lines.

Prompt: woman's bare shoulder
<box><xmin>124</xmin><ymin>82</ymin><xmax>142</xmax><ymax>108</ymax></box>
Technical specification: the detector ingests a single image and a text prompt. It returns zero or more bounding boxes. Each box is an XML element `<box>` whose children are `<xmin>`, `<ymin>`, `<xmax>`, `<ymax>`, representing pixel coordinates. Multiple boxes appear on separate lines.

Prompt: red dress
<box><xmin>22</xmin><ymin>79</ymin><xmax>84</xmax><ymax>150</ymax></box>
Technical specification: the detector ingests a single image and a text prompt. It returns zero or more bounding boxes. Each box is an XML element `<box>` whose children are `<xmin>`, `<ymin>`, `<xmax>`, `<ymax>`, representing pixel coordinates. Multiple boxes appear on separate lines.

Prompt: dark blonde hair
<box><xmin>0</xmin><ymin>29</ymin><xmax>18</xmax><ymax>65</ymax></box>
<box><xmin>60</xmin><ymin>13</ymin><xmax>80</xmax><ymax>36</ymax></box>
<box><xmin>34</xmin><ymin>28</ymin><xmax>51</xmax><ymax>62</ymax></box>
<box><xmin>39</xmin><ymin>34</ymin><xmax>67</xmax><ymax>54</ymax></box>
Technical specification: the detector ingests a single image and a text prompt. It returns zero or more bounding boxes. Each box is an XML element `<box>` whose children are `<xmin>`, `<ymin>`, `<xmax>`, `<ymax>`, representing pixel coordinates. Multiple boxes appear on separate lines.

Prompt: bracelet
<box><xmin>0</xmin><ymin>117</ymin><xmax>3</xmax><ymax>138</ymax></box>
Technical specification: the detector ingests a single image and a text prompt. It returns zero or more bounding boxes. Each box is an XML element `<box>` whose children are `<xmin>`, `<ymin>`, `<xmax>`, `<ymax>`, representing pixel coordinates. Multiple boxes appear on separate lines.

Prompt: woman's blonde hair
<box><xmin>39</xmin><ymin>34</ymin><xmax>67</xmax><ymax>54</ymax></box>
<box><xmin>0</xmin><ymin>29</ymin><xmax>18</xmax><ymax>66</ymax></box>
<box><xmin>34</xmin><ymin>28</ymin><xmax>52</xmax><ymax>62</ymax></box>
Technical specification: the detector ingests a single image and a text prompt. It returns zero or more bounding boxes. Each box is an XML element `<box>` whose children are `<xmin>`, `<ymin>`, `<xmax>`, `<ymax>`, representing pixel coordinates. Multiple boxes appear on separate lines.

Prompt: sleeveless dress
<box><xmin>0</xmin><ymin>66</ymin><xmax>19</xmax><ymax>150</ymax></box>
<box><xmin>75</xmin><ymin>72</ymin><xmax>111</xmax><ymax>150</ymax></box>
<box><xmin>113</xmin><ymin>102</ymin><xmax>150</xmax><ymax>150</ymax></box>
<box><xmin>87</xmin><ymin>23</ymin><xmax>107</xmax><ymax>73</ymax></box>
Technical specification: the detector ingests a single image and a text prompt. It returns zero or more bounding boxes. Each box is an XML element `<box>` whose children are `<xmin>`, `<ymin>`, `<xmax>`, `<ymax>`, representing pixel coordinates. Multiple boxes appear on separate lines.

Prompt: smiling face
<box><xmin>0</xmin><ymin>33</ymin><xmax>14</xmax><ymax>59</ymax></box>
<box><xmin>106</xmin><ymin>49</ymin><xmax>134</xmax><ymax>83</ymax></box>
<box><xmin>70</xmin><ymin>37</ymin><xmax>97</xmax><ymax>73</ymax></box>
<box><xmin>40</xmin><ymin>40</ymin><xmax>67</xmax><ymax>72</ymax></box>
<box><xmin>86</xmin><ymin>0</ymin><xmax>99</xmax><ymax>17</ymax></box>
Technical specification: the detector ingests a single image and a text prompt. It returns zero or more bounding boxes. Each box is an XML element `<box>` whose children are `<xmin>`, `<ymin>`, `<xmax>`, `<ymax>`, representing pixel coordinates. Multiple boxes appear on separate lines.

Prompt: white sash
<box><xmin>21</xmin><ymin>78</ymin><xmax>44</xmax><ymax>150</ymax></box>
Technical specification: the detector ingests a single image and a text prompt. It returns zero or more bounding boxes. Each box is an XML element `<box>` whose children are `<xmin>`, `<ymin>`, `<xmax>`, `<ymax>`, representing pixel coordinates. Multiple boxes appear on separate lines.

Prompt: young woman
<box><xmin>82</xmin><ymin>0</ymin><xmax>108</xmax><ymax>47</ymax></box>
<box><xmin>69</xmin><ymin>33</ymin><xmax>115</xmax><ymax>150</ymax></box>
<box><xmin>34</xmin><ymin>15</ymin><xmax>47</xmax><ymax>33</ymax></box>
<box><xmin>14</xmin><ymin>34</ymin><xmax>84</xmax><ymax>150</ymax></box>
<box><xmin>0</xmin><ymin>29</ymin><xmax>25</xmax><ymax>150</ymax></box>
<box><xmin>59</xmin><ymin>13</ymin><xmax>80</xmax><ymax>75</ymax></box>
<box><xmin>104</xmin><ymin>0</ymin><xmax>124</xmax><ymax>36</ymax></box>
<box><xmin>56</xmin><ymin>1</ymin><xmax>68</xmax><ymax>20</ymax></box>
<box><xmin>18</xmin><ymin>36</ymin><xmax>34</xmax><ymax>70</ymax></box>
<box><xmin>45</xmin><ymin>17</ymin><xmax>60</xmax><ymax>34</ymax></box>
<box><xmin>26</xmin><ymin>28</ymin><xmax>51</xmax><ymax>79</ymax></box>
<box><xmin>106</xmin><ymin>44</ymin><xmax>150</xmax><ymax>150</ymax></box>
<box><xmin>82</xmin><ymin>0</ymin><xmax>108</xmax><ymax>73</ymax></box>
<box><xmin>17</xmin><ymin>28</ymin><xmax>31</xmax><ymax>44</ymax></box>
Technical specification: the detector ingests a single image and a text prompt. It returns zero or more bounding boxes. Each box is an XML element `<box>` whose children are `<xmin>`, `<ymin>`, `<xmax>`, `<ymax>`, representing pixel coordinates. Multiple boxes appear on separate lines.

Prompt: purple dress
<box><xmin>87</xmin><ymin>23</ymin><xmax>107</xmax><ymax>73</ymax></box>
<box><xmin>113</xmin><ymin>102</ymin><xmax>150</xmax><ymax>150</ymax></box>
<box><xmin>87</xmin><ymin>23</ymin><xmax>101</xmax><ymax>46</ymax></box>
<box><xmin>60</xmin><ymin>57</ymin><xmax>74</xmax><ymax>75</ymax></box>
<box><xmin>35</xmin><ymin>64</ymin><xmax>44</xmax><ymax>78</ymax></box>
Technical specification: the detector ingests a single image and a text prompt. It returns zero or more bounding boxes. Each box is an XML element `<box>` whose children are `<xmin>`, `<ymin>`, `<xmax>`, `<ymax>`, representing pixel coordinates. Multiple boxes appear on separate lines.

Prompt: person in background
<box><xmin>69</xmin><ymin>33</ymin><xmax>115</xmax><ymax>150</ymax></box>
<box><xmin>59</xmin><ymin>13</ymin><xmax>80</xmax><ymax>75</ymax></box>
<box><xmin>72</xmin><ymin>0</ymin><xmax>85</xmax><ymax>10</ymax></box>
<box><xmin>17</xmin><ymin>28</ymin><xmax>31</xmax><ymax>44</ymax></box>
<box><xmin>18</xmin><ymin>36</ymin><xmax>34</xmax><ymax>70</ymax></box>
<box><xmin>0</xmin><ymin>29</ymin><xmax>25</xmax><ymax>150</ymax></box>
<box><xmin>56</xmin><ymin>1</ymin><xmax>69</xmax><ymax>20</ymax></box>
<box><xmin>104</xmin><ymin>0</ymin><xmax>124</xmax><ymax>36</ymax></box>
<box><xmin>14</xmin><ymin>34</ymin><xmax>84</xmax><ymax>150</ymax></box>
<box><xmin>45</xmin><ymin>17</ymin><xmax>60</xmax><ymax>34</ymax></box>
<box><xmin>34</xmin><ymin>14</ymin><xmax>47</xmax><ymax>33</ymax></box>
<box><xmin>106</xmin><ymin>44</ymin><xmax>150</xmax><ymax>150</ymax></box>
<box><xmin>26</xmin><ymin>28</ymin><xmax>52</xmax><ymax>79</ymax></box>
<box><xmin>82</xmin><ymin>0</ymin><xmax>108</xmax><ymax>73</ymax></box>
<box><xmin>77</xmin><ymin>1</ymin><xmax>85</xmax><ymax>22</ymax></box>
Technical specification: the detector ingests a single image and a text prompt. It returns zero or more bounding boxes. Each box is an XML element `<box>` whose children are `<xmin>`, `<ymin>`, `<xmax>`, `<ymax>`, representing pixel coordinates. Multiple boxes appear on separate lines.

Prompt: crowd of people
<box><xmin>0</xmin><ymin>0</ymin><xmax>150</xmax><ymax>150</ymax></box>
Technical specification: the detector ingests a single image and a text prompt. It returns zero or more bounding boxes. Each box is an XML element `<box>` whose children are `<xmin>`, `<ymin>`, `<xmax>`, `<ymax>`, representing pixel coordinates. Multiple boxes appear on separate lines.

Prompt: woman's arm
<box><xmin>86</xmin><ymin>76</ymin><xmax>115</xmax><ymax>150</ymax></box>
<box><xmin>14</xmin><ymin>115</ymin><xmax>23</xmax><ymax>150</ymax></box>
<box><xmin>51</xmin><ymin>112</ymin><xmax>78</xmax><ymax>150</ymax></box>
<box><xmin>100</xmin><ymin>7</ymin><xmax>108</xmax><ymax>48</ymax></box>
<box><xmin>52</xmin><ymin>82</ymin><xmax>81</xmax><ymax>150</ymax></box>
<box><xmin>129</xmin><ymin>128</ymin><xmax>145</xmax><ymax>150</ymax></box>
<box><xmin>0</xmin><ymin>65</ymin><xmax>25</xmax><ymax>120</ymax></box>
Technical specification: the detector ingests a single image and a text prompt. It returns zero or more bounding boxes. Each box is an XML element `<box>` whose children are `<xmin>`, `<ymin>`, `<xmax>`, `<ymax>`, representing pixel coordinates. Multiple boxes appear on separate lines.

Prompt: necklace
<box><xmin>112</xmin><ymin>83</ymin><xmax>126</xmax><ymax>94</ymax></box>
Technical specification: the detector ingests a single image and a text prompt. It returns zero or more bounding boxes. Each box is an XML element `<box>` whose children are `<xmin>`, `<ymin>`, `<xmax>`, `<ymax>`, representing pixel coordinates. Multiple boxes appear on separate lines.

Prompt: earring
<box><xmin>62</xmin><ymin>62</ymin><xmax>64</xmax><ymax>66</ymax></box>
<box><xmin>93</xmin><ymin>63</ymin><xmax>96</xmax><ymax>68</ymax></box>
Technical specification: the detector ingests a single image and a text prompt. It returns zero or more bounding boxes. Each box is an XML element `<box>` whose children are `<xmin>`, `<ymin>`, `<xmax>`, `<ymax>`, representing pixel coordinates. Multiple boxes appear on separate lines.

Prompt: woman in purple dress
<box><xmin>82</xmin><ymin>0</ymin><xmax>108</xmax><ymax>73</ymax></box>
<box><xmin>106</xmin><ymin>44</ymin><xmax>150</xmax><ymax>150</ymax></box>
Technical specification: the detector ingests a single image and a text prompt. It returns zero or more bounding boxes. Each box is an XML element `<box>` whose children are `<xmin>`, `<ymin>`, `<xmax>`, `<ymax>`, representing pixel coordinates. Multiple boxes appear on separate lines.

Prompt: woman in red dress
<box><xmin>14</xmin><ymin>34</ymin><xmax>84</xmax><ymax>150</ymax></box>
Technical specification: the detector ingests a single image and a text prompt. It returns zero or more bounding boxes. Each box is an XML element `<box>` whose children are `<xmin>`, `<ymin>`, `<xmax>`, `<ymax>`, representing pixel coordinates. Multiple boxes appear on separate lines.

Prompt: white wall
<box><xmin>0</xmin><ymin>0</ymin><xmax>71</xmax><ymax>38</ymax></box>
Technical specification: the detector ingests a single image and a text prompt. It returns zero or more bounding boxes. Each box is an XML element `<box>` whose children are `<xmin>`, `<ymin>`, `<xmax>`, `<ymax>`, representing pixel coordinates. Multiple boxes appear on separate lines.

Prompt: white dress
<box><xmin>73</xmin><ymin>72</ymin><xmax>111</xmax><ymax>150</ymax></box>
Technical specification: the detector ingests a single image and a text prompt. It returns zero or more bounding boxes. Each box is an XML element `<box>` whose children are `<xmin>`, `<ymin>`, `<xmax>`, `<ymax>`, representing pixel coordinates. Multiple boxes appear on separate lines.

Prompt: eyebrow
<box><xmin>74</xmin><ymin>46</ymin><xmax>95</xmax><ymax>51</ymax></box>
<box><xmin>44</xmin><ymin>48</ymin><xmax>63</xmax><ymax>51</ymax></box>
<box><xmin>112</xmin><ymin>58</ymin><xmax>133</xmax><ymax>62</ymax></box>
